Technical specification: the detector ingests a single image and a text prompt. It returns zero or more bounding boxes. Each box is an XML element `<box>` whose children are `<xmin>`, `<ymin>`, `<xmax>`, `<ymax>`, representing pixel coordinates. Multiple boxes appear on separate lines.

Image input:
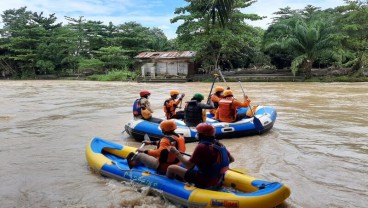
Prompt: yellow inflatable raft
<box><xmin>86</xmin><ymin>137</ymin><xmax>291</xmax><ymax>208</ymax></box>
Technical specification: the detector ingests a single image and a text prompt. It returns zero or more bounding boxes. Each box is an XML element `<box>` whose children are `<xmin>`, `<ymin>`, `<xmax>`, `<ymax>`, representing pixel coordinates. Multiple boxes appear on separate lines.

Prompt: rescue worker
<box><xmin>127</xmin><ymin>120</ymin><xmax>186</xmax><ymax>174</ymax></box>
<box><xmin>166</xmin><ymin>123</ymin><xmax>234</xmax><ymax>189</ymax></box>
<box><xmin>184</xmin><ymin>93</ymin><xmax>214</xmax><ymax>127</ymax></box>
<box><xmin>164</xmin><ymin>90</ymin><xmax>185</xmax><ymax>119</ymax></box>
<box><xmin>133</xmin><ymin>90</ymin><xmax>153</xmax><ymax>120</ymax></box>
<box><xmin>209</xmin><ymin>86</ymin><xmax>224</xmax><ymax>115</ymax></box>
<box><xmin>215</xmin><ymin>90</ymin><xmax>251</xmax><ymax>122</ymax></box>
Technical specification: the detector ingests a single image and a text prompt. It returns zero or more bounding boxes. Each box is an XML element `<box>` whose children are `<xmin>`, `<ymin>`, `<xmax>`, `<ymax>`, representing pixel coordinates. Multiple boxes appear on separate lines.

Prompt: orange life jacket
<box><xmin>157</xmin><ymin>135</ymin><xmax>186</xmax><ymax>173</ymax></box>
<box><xmin>218</xmin><ymin>97</ymin><xmax>236</xmax><ymax>122</ymax></box>
<box><xmin>163</xmin><ymin>98</ymin><xmax>177</xmax><ymax>119</ymax></box>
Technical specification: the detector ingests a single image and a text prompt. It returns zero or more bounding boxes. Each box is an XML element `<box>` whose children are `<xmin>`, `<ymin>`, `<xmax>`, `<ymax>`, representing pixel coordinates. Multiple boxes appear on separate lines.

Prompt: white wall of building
<box><xmin>141</xmin><ymin>63</ymin><xmax>155</xmax><ymax>77</ymax></box>
<box><xmin>141</xmin><ymin>61</ymin><xmax>189</xmax><ymax>77</ymax></box>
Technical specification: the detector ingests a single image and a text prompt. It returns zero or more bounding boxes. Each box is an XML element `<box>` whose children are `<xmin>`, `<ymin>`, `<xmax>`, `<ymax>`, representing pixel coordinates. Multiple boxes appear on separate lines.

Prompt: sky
<box><xmin>0</xmin><ymin>0</ymin><xmax>346</xmax><ymax>39</ymax></box>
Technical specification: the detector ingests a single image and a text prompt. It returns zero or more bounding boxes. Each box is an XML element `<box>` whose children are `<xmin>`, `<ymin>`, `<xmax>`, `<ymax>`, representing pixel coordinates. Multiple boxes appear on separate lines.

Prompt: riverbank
<box><xmin>2</xmin><ymin>68</ymin><xmax>368</xmax><ymax>82</ymax></box>
<box><xmin>46</xmin><ymin>67</ymin><xmax>368</xmax><ymax>82</ymax></box>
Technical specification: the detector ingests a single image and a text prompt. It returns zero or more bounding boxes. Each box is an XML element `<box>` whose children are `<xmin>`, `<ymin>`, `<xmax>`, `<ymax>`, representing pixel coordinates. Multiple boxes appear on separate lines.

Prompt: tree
<box><xmin>0</xmin><ymin>7</ymin><xmax>65</xmax><ymax>77</ymax></box>
<box><xmin>264</xmin><ymin>18</ymin><xmax>340</xmax><ymax>77</ymax></box>
<box><xmin>84</xmin><ymin>20</ymin><xmax>106</xmax><ymax>52</ymax></box>
<box><xmin>94</xmin><ymin>46</ymin><xmax>130</xmax><ymax>70</ymax></box>
<box><xmin>200</xmin><ymin>0</ymin><xmax>235</xmax><ymax>28</ymax></box>
<box><xmin>32</xmin><ymin>12</ymin><xmax>62</xmax><ymax>31</ymax></box>
<box><xmin>64</xmin><ymin>16</ymin><xmax>89</xmax><ymax>57</ymax></box>
<box><xmin>0</xmin><ymin>7</ymin><xmax>45</xmax><ymax>78</ymax></box>
<box><xmin>336</xmin><ymin>0</ymin><xmax>368</xmax><ymax>75</ymax></box>
<box><xmin>112</xmin><ymin>22</ymin><xmax>171</xmax><ymax>69</ymax></box>
<box><xmin>172</xmin><ymin>0</ymin><xmax>262</xmax><ymax>71</ymax></box>
<box><xmin>32</xmin><ymin>12</ymin><xmax>64</xmax><ymax>75</ymax></box>
<box><xmin>103</xmin><ymin>22</ymin><xmax>119</xmax><ymax>46</ymax></box>
<box><xmin>263</xmin><ymin>6</ymin><xmax>343</xmax><ymax>77</ymax></box>
<box><xmin>146</xmin><ymin>27</ymin><xmax>173</xmax><ymax>51</ymax></box>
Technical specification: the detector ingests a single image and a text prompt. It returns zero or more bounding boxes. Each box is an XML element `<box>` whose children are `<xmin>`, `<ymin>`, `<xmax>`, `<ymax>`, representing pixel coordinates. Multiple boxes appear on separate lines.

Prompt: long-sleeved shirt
<box><xmin>215</xmin><ymin>97</ymin><xmax>250</xmax><ymax>122</ymax></box>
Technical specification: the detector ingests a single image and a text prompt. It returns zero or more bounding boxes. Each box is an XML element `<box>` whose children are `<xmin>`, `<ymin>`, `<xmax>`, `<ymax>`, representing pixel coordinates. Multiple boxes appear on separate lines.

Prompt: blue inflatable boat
<box><xmin>86</xmin><ymin>137</ymin><xmax>291</xmax><ymax>208</ymax></box>
<box><xmin>124</xmin><ymin>106</ymin><xmax>277</xmax><ymax>142</ymax></box>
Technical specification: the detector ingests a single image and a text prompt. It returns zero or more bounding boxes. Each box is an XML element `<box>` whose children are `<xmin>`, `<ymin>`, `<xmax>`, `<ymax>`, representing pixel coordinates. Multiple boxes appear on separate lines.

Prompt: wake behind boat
<box><xmin>86</xmin><ymin>137</ymin><xmax>290</xmax><ymax>208</ymax></box>
<box><xmin>125</xmin><ymin>106</ymin><xmax>277</xmax><ymax>142</ymax></box>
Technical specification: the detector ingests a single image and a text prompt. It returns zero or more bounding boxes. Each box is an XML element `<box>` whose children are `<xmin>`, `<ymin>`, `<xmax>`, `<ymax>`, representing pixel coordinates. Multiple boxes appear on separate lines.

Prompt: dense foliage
<box><xmin>0</xmin><ymin>7</ymin><xmax>173</xmax><ymax>79</ymax></box>
<box><xmin>261</xmin><ymin>0</ymin><xmax>368</xmax><ymax>77</ymax></box>
<box><xmin>263</xmin><ymin>6</ymin><xmax>341</xmax><ymax>78</ymax></box>
<box><xmin>0</xmin><ymin>0</ymin><xmax>367</xmax><ymax>79</ymax></box>
<box><xmin>172</xmin><ymin>0</ymin><xmax>264</xmax><ymax>71</ymax></box>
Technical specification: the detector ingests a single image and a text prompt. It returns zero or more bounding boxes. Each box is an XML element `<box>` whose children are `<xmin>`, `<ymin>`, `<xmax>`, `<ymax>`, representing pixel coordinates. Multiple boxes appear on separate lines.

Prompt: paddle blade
<box><xmin>144</xmin><ymin>134</ymin><xmax>151</xmax><ymax>142</ymax></box>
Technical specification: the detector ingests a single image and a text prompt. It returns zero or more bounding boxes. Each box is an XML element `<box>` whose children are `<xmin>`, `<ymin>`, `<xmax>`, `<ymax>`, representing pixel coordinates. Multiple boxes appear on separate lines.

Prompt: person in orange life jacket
<box><xmin>209</xmin><ymin>86</ymin><xmax>225</xmax><ymax>115</ymax></box>
<box><xmin>215</xmin><ymin>90</ymin><xmax>251</xmax><ymax>123</ymax></box>
<box><xmin>127</xmin><ymin>120</ymin><xmax>186</xmax><ymax>174</ymax></box>
<box><xmin>184</xmin><ymin>93</ymin><xmax>214</xmax><ymax>127</ymax></box>
<box><xmin>164</xmin><ymin>90</ymin><xmax>185</xmax><ymax>119</ymax></box>
<box><xmin>133</xmin><ymin>90</ymin><xmax>153</xmax><ymax>120</ymax></box>
<box><xmin>166</xmin><ymin>123</ymin><xmax>234</xmax><ymax>189</ymax></box>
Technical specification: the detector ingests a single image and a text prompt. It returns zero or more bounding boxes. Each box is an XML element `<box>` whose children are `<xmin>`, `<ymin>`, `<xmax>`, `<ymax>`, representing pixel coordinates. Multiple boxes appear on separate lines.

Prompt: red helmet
<box><xmin>140</xmin><ymin>90</ymin><xmax>151</xmax><ymax>97</ymax></box>
<box><xmin>196</xmin><ymin>123</ymin><xmax>215</xmax><ymax>137</ymax></box>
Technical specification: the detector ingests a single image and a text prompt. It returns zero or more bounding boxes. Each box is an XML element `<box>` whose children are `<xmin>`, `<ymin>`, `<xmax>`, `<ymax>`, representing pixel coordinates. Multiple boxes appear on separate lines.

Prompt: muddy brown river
<box><xmin>0</xmin><ymin>80</ymin><xmax>367</xmax><ymax>208</ymax></box>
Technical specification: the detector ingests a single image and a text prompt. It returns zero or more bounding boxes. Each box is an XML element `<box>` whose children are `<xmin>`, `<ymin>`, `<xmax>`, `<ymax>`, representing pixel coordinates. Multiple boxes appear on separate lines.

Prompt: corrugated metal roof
<box><xmin>135</xmin><ymin>51</ymin><xmax>196</xmax><ymax>59</ymax></box>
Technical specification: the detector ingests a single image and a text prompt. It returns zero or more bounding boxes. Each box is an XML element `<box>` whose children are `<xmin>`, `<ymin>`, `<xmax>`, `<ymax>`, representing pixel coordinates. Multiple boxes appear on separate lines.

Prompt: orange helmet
<box><xmin>223</xmin><ymin>90</ymin><xmax>233</xmax><ymax>97</ymax></box>
<box><xmin>196</xmin><ymin>123</ymin><xmax>215</xmax><ymax>137</ymax></box>
<box><xmin>215</xmin><ymin>86</ymin><xmax>224</xmax><ymax>93</ymax></box>
<box><xmin>140</xmin><ymin>90</ymin><xmax>151</xmax><ymax>97</ymax></box>
<box><xmin>160</xmin><ymin>120</ymin><xmax>177</xmax><ymax>132</ymax></box>
<box><xmin>170</xmin><ymin>90</ymin><xmax>180</xmax><ymax>96</ymax></box>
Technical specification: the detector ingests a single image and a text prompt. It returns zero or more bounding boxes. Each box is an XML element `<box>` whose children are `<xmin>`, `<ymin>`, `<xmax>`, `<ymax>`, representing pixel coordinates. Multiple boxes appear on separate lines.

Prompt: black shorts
<box><xmin>184</xmin><ymin>169</ymin><xmax>221</xmax><ymax>189</ymax></box>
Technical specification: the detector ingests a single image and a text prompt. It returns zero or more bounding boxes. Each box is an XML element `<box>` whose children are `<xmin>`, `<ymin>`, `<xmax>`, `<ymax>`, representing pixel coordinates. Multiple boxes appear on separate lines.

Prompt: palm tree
<box><xmin>201</xmin><ymin>0</ymin><xmax>235</xmax><ymax>28</ymax></box>
<box><xmin>264</xmin><ymin>19</ymin><xmax>340</xmax><ymax>78</ymax></box>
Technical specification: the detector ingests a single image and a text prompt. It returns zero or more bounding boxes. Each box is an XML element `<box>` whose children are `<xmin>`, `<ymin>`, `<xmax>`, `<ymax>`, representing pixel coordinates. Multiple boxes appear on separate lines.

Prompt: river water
<box><xmin>0</xmin><ymin>80</ymin><xmax>367</xmax><ymax>208</ymax></box>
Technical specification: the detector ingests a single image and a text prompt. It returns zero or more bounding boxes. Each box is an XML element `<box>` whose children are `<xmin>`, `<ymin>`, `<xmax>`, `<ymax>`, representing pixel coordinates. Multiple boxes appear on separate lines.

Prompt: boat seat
<box><xmin>147</xmin><ymin>117</ymin><xmax>163</xmax><ymax>124</ymax></box>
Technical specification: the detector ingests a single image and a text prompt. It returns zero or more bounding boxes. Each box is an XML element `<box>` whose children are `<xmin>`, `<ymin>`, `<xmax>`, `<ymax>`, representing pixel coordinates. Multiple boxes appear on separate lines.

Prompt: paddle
<box><xmin>218</xmin><ymin>69</ymin><xmax>230</xmax><ymax>90</ymax></box>
<box><xmin>238</xmin><ymin>81</ymin><xmax>263</xmax><ymax>132</ymax></box>
<box><xmin>206</xmin><ymin>74</ymin><xmax>219</xmax><ymax>104</ymax></box>
<box><xmin>130</xmin><ymin>134</ymin><xmax>150</xmax><ymax>160</ymax></box>
<box><xmin>178</xmin><ymin>93</ymin><xmax>185</xmax><ymax>109</ymax></box>
<box><xmin>203</xmin><ymin>74</ymin><xmax>219</xmax><ymax>122</ymax></box>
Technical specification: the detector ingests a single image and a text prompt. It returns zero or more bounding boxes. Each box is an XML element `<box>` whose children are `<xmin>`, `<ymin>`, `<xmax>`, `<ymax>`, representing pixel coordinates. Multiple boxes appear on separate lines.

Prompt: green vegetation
<box><xmin>0</xmin><ymin>0</ymin><xmax>367</xmax><ymax>81</ymax></box>
<box><xmin>0</xmin><ymin>8</ymin><xmax>172</xmax><ymax>80</ymax></box>
<box><xmin>172</xmin><ymin>0</ymin><xmax>264</xmax><ymax>70</ymax></box>
<box><xmin>263</xmin><ymin>6</ymin><xmax>340</xmax><ymax>78</ymax></box>
<box><xmin>87</xmin><ymin>69</ymin><xmax>137</xmax><ymax>81</ymax></box>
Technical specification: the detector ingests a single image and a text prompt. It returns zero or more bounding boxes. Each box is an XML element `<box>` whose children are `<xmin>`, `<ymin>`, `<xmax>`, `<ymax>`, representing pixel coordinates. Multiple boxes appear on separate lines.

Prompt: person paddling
<box><xmin>209</xmin><ymin>86</ymin><xmax>224</xmax><ymax>115</ymax></box>
<box><xmin>184</xmin><ymin>93</ymin><xmax>214</xmax><ymax>127</ymax></box>
<box><xmin>166</xmin><ymin>123</ymin><xmax>234</xmax><ymax>189</ymax></box>
<box><xmin>127</xmin><ymin>120</ymin><xmax>186</xmax><ymax>174</ymax></box>
<box><xmin>215</xmin><ymin>90</ymin><xmax>251</xmax><ymax>122</ymax></box>
<box><xmin>163</xmin><ymin>90</ymin><xmax>185</xmax><ymax>119</ymax></box>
